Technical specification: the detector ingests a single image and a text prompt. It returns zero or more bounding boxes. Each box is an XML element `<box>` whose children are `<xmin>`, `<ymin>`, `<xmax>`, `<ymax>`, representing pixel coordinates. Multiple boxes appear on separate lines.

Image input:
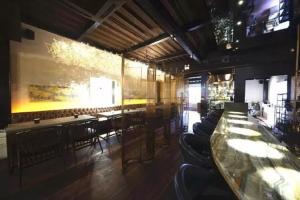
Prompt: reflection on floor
<box><xmin>0</xmin><ymin>135</ymin><xmax>181</xmax><ymax>200</ymax></box>
<box><xmin>183</xmin><ymin>110</ymin><xmax>201</xmax><ymax>133</ymax></box>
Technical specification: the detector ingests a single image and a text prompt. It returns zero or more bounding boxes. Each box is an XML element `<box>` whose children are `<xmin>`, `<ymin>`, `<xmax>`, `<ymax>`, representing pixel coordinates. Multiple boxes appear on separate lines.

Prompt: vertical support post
<box><xmin>295</xmin><ymin>25</ymin><xmax>300</xmax><ymax>101</ymax></box>
<box><xmin>0</xmin><ymin>39</ymin><xmax>11</xmax><ymax>128</ymax></box>
<box><xmin>293</xmin><ymin>25</ymin><xmax>300</xmax><ymax>123</ymax></box>
<box><xmin>121</xmin><ymin>55</ymin><xmax>125</xmax><ymax>172</ymax></box>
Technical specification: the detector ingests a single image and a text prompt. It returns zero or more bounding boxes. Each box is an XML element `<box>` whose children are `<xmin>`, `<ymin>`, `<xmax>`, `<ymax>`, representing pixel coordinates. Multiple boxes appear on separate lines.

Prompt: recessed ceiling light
<box><xmin>238</xmin><ymin>0</ymin><xmax>244</xmax><ymax>6</ymax></box>
<box><xmin>235</xmin><ymin>47</ymin><xmax>239</xmax><ymax>50</ymax></box>
<box><xmin>236</xmin><ymin>21</ymin><xmax>242</xmax><ymax>26</ymax></box>
<box><xmin>235</xmin><ymin>39</ymin><xmax>240</xmax><ymax>43</ymax></box>
<box><xmin>226</xmin><ymin>43</ymin><xmax>232</xmax><ymax>49</ymax></box>
<box><xmin>290</xmin><ymin>48</ymin><xmax>295</xmax><ymax>52</ymax></box>
<box><xmin>184</xmin><ymin>64</ymin><xmax>190</xmax><ymax>70</ymax></box>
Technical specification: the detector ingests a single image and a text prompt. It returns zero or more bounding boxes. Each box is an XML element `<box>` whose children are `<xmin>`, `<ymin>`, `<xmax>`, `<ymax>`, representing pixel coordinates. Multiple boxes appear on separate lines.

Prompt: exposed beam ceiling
<box><xmin>122</xmin><ymin>33</ymin><xmax>169</xmax><ymax>53</ymax></box>
<box><xmin>77</xmin><ymin>0</ymin><xmax>128</xmax><ymax>41</ymax></box>
<box><xmin>123</xmin><ymin>20</ymin><xmax>210</xmax><ymax>54</ymax></box>
<box><xmin>183</xmin><ymin>20</ymin><xmax>211</xmax><ymax>32</ymax></box>
<box><xmin>60</xmin><ymin>0</ymin><xmax>94</xmax><ymax>20</ymax></box>
<box><xmin>135</xmin><ymin>0</ymin><xmax>202</xmax><ymax>63</ymax></box>
<box><xmin>155</xmin><ymin>52</ymin><xmax>188</xmax><ymax>63</ymax></box>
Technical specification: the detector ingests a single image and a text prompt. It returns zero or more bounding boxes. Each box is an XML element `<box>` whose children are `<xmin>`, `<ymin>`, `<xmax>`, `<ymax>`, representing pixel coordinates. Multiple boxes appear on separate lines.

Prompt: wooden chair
<box><xmin>16</xmin><ymin>126</ymin><xmax>63</xmax><ymax>186</ymax></box>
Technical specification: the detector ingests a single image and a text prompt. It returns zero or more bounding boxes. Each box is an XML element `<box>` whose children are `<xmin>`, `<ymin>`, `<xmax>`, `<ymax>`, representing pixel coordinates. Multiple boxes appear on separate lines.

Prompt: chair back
<box><xmin>174</xmin><ymin>164</ymin><xmax>211</xmax><ymax>200</ymax></box>
<box><xmin>68</xmin><ymin>122</ymin><xmax>89</xmax><ymax>141</ymax></box>
<box><xmin>179</xmin><ymin>134</ymin><xmax>212</xmax><ymax>168</ymax></box>
<box><xmin>98</xmin><ymin>118</ymin><xmax>113</xmax><ymax>134</ymax></box>
<box><xmin>16</xmin><ymin>126</ymin><xmax>62</xmax><ymax>168</ymax></box>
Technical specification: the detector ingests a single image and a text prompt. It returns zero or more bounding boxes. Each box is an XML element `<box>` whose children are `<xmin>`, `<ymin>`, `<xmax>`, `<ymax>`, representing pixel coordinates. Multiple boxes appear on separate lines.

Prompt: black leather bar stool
<box><xmin>174</xmin><ymin>164</ymin><xmax>236</xmax><ymax>200</ymax></box>
<box><xmin>192</xmin><ymin>122</ymin><xmax>210</xmax><ymax>136</ymax></box>
<box><xmin>192</xmin><ymin>119</ymin><xmax>216</xmax><ymax>136</ymax></box>
<box><xmin>179</xmin><ymin>133</ymin><xmax>212</xmax><ymax>168</ymax></box>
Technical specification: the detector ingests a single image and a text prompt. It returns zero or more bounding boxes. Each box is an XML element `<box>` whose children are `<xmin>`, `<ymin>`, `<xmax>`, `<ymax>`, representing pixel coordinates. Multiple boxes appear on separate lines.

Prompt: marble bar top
<box><xmin>211</xmin><ymin>111</ymin><xmax>300</xmax><ymax>200</ymax></box>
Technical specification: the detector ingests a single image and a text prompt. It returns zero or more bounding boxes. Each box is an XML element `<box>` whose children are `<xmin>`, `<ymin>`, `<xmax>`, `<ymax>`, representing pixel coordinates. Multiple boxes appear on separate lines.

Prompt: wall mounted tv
<box><xmin>245</xmin><ymin>0</ymin><xmax>290</xmax><ymax>37</ymax></box>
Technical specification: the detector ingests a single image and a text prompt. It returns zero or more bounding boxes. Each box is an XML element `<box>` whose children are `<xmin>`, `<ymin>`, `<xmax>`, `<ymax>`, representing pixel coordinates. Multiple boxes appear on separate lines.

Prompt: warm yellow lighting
<box><xmin>258</xmin><ymin>167</ymin><xmax>300</xmax><ymax>200</ymax></box>
<box><xmin>227</xmin><ymin>119</ymin><xmax>253</xmax><ymax>125</ymax></box>
<box><xmin>228</xmin><ymin>111</ymin><xmax>245</xmax><ymax>115</ymax></box>
<box><xmin>227</xmin><ymin>139</ymin><xmax>284</xmax><ymax>159</ymax></box>
<box><xmin>227</xmin><ymin>127</ymin><xmax>261</xmax><ymax>136</ymax></box>
<box><xmin>124</xmin><ymin>99</ymin><xmax>147</xmax><ymax>105</ymax></box>
<box><xmin>12</xmin><ymin>101</ymin><xmax>84</xmax><ymax>113</ymax></box>
<box><xmin>227</xmin><ymin>114</ymin><xmax>248</xmax><ymax>119</ymax></box>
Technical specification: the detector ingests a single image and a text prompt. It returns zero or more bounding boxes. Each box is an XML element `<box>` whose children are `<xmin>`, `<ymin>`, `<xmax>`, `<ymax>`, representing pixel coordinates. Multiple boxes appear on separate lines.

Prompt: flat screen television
<box><xmin>245</xmin><ymin>0</ymin><xmax>290</xmax><ymax>37</ymax></box>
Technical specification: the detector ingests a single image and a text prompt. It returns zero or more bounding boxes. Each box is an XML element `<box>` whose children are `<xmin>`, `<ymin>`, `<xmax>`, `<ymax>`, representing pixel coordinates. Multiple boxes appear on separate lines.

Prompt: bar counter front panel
<box><xmin>211</xmin><ymin>111</ymin><xmax>300</xmax><ymax>200</ymax></box>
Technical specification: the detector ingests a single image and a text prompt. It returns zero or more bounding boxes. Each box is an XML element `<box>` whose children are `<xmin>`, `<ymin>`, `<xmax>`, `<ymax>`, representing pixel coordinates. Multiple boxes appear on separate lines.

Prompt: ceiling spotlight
<box><xmin>235</xmin><ymin>39</ymin><xmax>240</xmax><ymax>43</ymax></box>
<box><xmin>184</xmin><ymin>64</ymin><xmax>190</xmax><ymax>70</ymax></box>
<box><xmin>226</xmin><ymin>43</ymin><xmax>232</xmax><ymax>49</ymax></box>
<box><xmin>238</xmin><ymin>0</ymin><xmax>244</xmax><ymax>6</ymax></box>
<box><xmin>235</xmin><ymin>47</ymin><xmax>239</xmax><ymax>50</ymax></box>
<box><xmin>236</xmin><ymin>21</ymin><xmax>242</xmax><ymax>26</ymax></box>
<box><xmin>290</xmin><ymin>48</ymin><xmax>295</xmax><ymax>52</ymax></box>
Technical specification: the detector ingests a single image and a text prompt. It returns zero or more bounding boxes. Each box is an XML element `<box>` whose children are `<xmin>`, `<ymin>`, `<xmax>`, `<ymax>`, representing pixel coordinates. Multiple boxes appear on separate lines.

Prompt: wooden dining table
<box><xmin>5</xmin><ymin>115</ymin><xmax>96</xmax><ymax>171</ymax></box>
<box><xmin>211</xmin><ymin>110</ymin><xmax>300</xmax><ymax>200</ymax></box>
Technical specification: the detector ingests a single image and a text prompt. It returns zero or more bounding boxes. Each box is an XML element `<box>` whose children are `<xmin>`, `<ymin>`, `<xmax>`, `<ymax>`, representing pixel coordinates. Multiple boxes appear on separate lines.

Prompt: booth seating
<box><xmin>11</xmin><ymin>104</ymin><xmax>146</xmax><ymax>123</ymax></box>
<box><xmin>174</xmin><ymin>164</ymin><xmax>236</xmax><ymax>200</ymax></box>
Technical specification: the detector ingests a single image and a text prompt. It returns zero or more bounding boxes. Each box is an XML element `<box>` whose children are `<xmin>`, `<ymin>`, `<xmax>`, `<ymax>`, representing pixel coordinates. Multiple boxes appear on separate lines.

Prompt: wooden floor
<box><xmin>0</xmin><ymin>135</ymin><xmax>181</xmax><ymax>200</ymax></box>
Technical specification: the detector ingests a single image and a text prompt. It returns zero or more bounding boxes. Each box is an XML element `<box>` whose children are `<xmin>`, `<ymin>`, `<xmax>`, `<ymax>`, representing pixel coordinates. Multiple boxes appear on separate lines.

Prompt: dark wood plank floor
<box><xmin>0</xmin><ymin>135</ymin><xmax>181</xmax><ymax>200</ymax></box>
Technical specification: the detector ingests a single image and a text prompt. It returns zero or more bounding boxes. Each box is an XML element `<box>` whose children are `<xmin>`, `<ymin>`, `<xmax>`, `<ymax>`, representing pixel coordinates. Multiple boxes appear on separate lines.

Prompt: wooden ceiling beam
<box><xmin>184</xmin><ymin>20</ymin><xmax>211</xmax><ymax>32</ymax></box>
<box><xmin>122</xmin><ymin>33</ymin><xmax>169</xmax><ymax>53</ymax></box>
<box><xmin>131</xmin><ymin>0</ymin><xmax>203</xmax><ymax>62</ymax></box>
<box><xmin>154</xmin><ymin>52</ymin><xmax>188</xmax><ymax>63</ymax></box>
<box><xmin>77</xmin><ymin>0</ymin><xmax>128</xmax><ymax>41</ymax></box>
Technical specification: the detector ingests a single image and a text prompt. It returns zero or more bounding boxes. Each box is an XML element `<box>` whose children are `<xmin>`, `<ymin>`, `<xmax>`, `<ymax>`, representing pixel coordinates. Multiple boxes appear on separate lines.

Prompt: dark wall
<box><xmin>234</xmin><ymin>62</ymin><xmax>294</xmax><ymax>102</ymax></box>
<box><xmin>0</xmin><ymin>0</ymin><xmax>20</xmax><ymax>128</ymax></box>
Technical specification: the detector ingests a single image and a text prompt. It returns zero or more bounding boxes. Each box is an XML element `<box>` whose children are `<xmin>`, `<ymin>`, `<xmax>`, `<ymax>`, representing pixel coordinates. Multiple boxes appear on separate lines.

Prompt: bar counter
<box><xmin>211</xmin><ymin>111</ymin><xmax>300</xmax><ymax>200</ymax></box>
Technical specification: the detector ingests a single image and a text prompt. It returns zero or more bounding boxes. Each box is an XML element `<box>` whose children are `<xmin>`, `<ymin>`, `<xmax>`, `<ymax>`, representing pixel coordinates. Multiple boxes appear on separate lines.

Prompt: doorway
<box><xmin>183</xmin><ymin>78</ymin><xmax>202</xmax><ymax>132</ymax></box>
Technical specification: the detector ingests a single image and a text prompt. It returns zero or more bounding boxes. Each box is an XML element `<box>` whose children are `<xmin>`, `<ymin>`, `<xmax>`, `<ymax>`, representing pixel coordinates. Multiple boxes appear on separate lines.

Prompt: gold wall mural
<box><xmin>28</xmin><ymin>85</ymin><xmax>73</xmax><ymax>102</ymax></box>
<box><xmin>10</xmin><ymin>23</ymin><xmax>122</xmax><ymax>113</ymax></box>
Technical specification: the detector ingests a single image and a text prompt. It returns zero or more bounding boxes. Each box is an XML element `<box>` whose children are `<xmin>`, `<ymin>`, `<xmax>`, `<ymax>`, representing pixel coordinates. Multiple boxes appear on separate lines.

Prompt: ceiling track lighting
<box><xmin>236</xmin><ymin>21</ymin><xmax>242</xmax><ymax>26</ymax></box>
